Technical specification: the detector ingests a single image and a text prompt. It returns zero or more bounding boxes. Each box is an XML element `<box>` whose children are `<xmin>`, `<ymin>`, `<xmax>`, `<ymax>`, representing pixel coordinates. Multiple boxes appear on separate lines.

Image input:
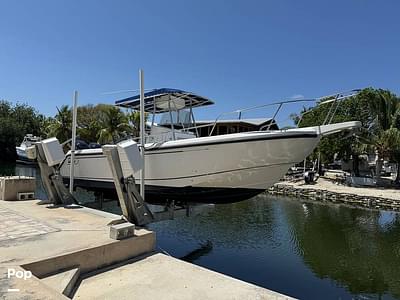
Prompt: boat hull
<box><xmin>16</xmin><ymin>147</ymin><xmax>37</xmax><ymax>164</ymax></box>
<box><xmin>59</xmin><ymin>131</ymin><xmax>320</xmax><ymax>203</ymax></box>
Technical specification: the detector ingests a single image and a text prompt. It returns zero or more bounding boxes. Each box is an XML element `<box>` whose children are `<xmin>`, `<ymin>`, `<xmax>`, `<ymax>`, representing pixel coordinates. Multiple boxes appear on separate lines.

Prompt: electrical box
<box><xmin>41</xmin><ymin>137</ymin><xmax>65</xmax><ymax>167</ymax></box>
<box><xmin>109</xmin><ymin>222</ymin><xmax>135</xmax><ymax>240</ymax></box>
<box><xmin>117</xmin><ymin>139</ymin><xmax>143</xmax><ymax>178</ymax></box>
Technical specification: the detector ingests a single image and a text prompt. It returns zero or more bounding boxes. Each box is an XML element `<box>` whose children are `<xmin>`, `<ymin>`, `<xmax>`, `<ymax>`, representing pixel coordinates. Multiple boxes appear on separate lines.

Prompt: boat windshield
<box><xmin>159</xmin><ymin>110</ymin><xmax>193</xmax><ymax>126</ymax></box>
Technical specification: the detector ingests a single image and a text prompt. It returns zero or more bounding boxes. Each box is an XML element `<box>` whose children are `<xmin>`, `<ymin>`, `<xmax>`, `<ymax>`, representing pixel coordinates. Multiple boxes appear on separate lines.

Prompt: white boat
<box><xmin>16</xmin><ymin>134</ymin><xmax>41</xmax><ymax>163</ymax></box>
<box><xmin>59</xmin><ymin>88</ymin><xmax>360</xmax><ymax>204</ymax></box>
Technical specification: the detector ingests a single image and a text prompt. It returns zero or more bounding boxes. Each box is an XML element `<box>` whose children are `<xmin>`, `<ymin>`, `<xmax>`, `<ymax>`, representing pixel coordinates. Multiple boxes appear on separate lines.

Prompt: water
<box><xmin>2</xmin><ymin>163</ymin><xmax>400</xmax><ymax>299</ymax></box>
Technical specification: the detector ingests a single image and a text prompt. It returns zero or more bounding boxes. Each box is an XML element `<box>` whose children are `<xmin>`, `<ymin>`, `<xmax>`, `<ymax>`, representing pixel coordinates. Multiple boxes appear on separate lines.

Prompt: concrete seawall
<box><xmin>268</xmin><ymin>181</ymin><xmax>400</xmax><ymax>211</ymax></box>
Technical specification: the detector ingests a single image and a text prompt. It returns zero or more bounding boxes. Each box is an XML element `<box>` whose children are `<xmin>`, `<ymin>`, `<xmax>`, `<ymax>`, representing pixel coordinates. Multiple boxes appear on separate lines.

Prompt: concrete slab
<box><xmin>41</xmin><ymin>267</ymin><xmax>80</xmax><ymax>297</ymax></box>
<box><xmin>0</xmin><ymin>199</ymin><xmax>155</xmax><ymax>299</ymax></box>
<box><xmin>0</xmin><ymin>266</ymin><xmax>68</xmax><ymax>300</ymax></box>
<box><xmin>0</xmin><ymin>200</ymin><xmax>155</xmax><ymax>275</ymax></box>
<box><xmin>73</xmin><ymin>253</ymin><xmax>294</xmax><ymax>300</ymax></box>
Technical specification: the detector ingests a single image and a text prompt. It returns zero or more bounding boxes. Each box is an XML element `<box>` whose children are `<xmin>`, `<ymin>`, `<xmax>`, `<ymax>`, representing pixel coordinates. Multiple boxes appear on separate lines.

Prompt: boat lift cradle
<box><xmin>33</xmin><ymin>138</ymin><xmax>77</xmax><ymax>205</ymax></box>
<box><xmin>31</xmin><ymin>137</ymin><xmax>199</xmax><ymax>226</ymax></box>
<box><xmin>101</xmin><ymin>141</ymin><xmax>179</xmax><ymax>226</ymax></box>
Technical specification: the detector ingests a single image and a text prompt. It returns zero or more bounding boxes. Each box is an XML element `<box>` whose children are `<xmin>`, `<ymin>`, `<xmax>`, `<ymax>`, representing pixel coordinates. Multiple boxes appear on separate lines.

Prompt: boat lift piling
<box><xmin>139</xmin><ymin>69</ymin><xmax>145</xmax><ymax>200</ymax></box>
<box><xmin>69</xmin><ymin>90</ymin><xmax>78</xmax><ymax>194</ymax></box>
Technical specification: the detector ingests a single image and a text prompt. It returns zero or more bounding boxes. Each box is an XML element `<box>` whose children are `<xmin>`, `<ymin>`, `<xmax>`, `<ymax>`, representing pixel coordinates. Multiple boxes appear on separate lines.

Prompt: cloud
<box><xmin>290</xmin><ymin>94</ymin><xmax>305</xmax><ymax>100</ymax></box>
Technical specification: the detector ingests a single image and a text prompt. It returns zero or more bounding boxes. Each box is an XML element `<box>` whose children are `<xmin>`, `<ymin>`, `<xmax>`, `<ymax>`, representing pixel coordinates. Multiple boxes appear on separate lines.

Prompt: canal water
<box><xmin>1</xmin><ymin>163</ymin><xmax>400</xmax><ymax>300</ymax></box>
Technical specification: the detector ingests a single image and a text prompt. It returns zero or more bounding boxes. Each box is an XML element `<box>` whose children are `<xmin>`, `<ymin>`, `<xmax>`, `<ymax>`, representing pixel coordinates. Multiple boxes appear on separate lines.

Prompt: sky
<box><xmin>0</xmin><ymin>0</ymin><xmax>399</xmax><ymax>122</ymax></box>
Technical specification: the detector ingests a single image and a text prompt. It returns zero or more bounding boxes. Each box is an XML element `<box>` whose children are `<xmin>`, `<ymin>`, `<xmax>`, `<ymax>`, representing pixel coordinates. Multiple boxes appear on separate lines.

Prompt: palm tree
<box><xmin>363</xmin><ymin>90</ymin><xmax>400</xmax><ymax>180</ymax></box>
<box><xmin>97</xmin><ymin>106</ymin><xmax>132</xmax><ymax>144</ymax></box>
<box><xmin>77</xmin><ymin>105</ymin><xmax>103</xmax><ymax>143</ymax></box>
<box><xmin>46</xmin><ymin>105</ymin><xmax>72</xmax><ymax>143</ymax></box>
<box><xmin>127</xmin><ymin>110</ymin><xmax>148</xmax><ymax>137</ymax></box>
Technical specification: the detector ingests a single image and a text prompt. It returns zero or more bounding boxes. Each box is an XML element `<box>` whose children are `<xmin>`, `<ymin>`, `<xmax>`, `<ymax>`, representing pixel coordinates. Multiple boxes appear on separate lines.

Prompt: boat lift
<box><xmin>101</xmin><ymin>141</ymin><xmax>180</xmax><ymax>226</ymax></box>
<box><xmin>28</xmin><ymin>138</ymin><xmax>77</xmax><ymax>205</ymax></box>
<box><xmin>30</xmin><ymin>70</ymin><xmax>208</xmax><ymax>226</ymax></box>
<box><xmin>30</xmin><ymin>137</ymin><xmax>200</xmax><ymax>225</ymax></box>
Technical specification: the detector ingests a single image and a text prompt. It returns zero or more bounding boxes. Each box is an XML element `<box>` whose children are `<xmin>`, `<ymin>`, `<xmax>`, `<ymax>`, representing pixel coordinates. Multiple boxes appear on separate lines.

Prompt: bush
<box><xmin>0</xmin><ymin>100</ymin><xmax>45</xmax><ymax>162</ymax></box>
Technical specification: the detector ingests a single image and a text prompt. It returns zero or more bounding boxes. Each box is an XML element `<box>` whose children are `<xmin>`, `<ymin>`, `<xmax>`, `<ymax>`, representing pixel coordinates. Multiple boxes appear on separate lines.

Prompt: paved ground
<box><xmin>0</xmin><ymin>199</ymin><xmax>155</xmax><ymax>299</ymax></box>
<box><xmin>0</xmin><ymin>205</ymin><xmax>57</xmax><ymax>241</ymax></box>
<box><xmin>74</xmin><ymin>253</ymin><xmax>294</xmax><ymax>300</ymax></box>
<box><xmin>0</xmin><ymin>200</ymin><xmax>119</xmax><ymax>266</ymax></box>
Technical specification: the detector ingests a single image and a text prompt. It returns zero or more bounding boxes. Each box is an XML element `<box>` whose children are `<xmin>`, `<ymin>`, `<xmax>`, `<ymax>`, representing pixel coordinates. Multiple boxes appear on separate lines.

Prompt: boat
<box><xmin>58</xmin><ymin>88</ymin><xmax>361</xmax><ymax>204</ymax></box>
<box><xmin>16</xmin><ymin>134</ymin><xmax>41</xmax><ymax>164</ymax></box>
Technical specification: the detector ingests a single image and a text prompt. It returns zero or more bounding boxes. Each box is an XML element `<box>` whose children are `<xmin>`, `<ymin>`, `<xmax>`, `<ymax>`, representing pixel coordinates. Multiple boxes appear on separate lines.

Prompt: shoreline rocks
<box><xmin>267</xmin><ymin>183</ymin><xmax>400</xmax><ymax>211</ymax></box>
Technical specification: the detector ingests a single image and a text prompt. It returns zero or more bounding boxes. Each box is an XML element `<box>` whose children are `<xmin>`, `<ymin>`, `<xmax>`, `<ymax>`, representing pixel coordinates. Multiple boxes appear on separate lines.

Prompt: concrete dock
<box><xmin>0</xmin><ymin>199</ymin><xmax>294</xmax><ymax>299</ymax></box>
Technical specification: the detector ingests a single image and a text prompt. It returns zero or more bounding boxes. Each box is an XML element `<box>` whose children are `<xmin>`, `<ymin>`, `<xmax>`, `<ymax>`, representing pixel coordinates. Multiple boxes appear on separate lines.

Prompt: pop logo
<box><xmin>7</xmin><ymin>268</ymin><xmax>32</xmax><ymax>280</ymax></box>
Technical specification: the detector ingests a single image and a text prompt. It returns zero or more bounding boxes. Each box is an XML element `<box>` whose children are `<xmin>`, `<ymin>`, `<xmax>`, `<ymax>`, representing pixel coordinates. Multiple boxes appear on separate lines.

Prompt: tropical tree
<box><xmin>293</xmin><ymin>88</ymin><xmax>400</xmax><ymax>180</ymax></box>
<box><xmin>362</xmin><ymin>90</ymin><xmax>400</xmax><ymax>180</ymax></box>
<box><xmin>0</xmin><ymin>101</ymin><xmax>19</xmax><ymax>161</ymax></box>
<box><xmin>11</xmin><ymin>103</ymin><xmax>44</xmax><ymax>139</ymax></box>
<box><xmin>77</xmin><ymin>104</ymin><xmax>103</xmax><ymax>143</ymax></box>
<box><xmin>39</xmin><ymin>116</ymin><xmax>55</xmax><ymax>138</ymax></box>
<box><xmin>0</xmin><ymin>100</ymin><xmax>45</xmax><ymax>161</ymax></box>
<box><xmin>97</xmin><ymin>106</ymin><xmax>132</xmax><ymax>144</ymax></box>
<box><xmin>46</xmin><ymin>105</ymin><xmax>72</xmax><ymax>143</ymax></box>
<box><xmin>127</xmin><ymin>110</ymin><xmax>148</xmax><ymax>137</ymax></box>
<box><xmin>294</xmin><ymin>89</ymin><xmax>373</xmax><ymax>166</ymax></box>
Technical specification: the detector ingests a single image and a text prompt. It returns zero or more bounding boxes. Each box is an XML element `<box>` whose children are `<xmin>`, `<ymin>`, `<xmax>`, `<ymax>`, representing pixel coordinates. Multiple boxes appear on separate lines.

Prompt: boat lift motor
<box><xmin>26</xmin><ymin>137</ymin><xmax>77</xmax><ymax>205</ymax></box>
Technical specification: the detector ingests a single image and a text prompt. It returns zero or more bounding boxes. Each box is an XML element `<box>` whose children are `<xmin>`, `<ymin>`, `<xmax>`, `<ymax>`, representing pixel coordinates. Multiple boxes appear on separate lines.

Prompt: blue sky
<box><xmin>0</xmin><ymin>0</ymin><xmax>399</xmax><ymax>122</ymax></box>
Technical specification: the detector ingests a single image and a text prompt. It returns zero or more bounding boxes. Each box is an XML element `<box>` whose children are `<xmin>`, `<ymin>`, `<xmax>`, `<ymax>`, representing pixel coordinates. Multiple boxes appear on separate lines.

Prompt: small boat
<box><xmin>59</xmin><ymin>88</ymin><xmax>360</xmax><ymax>204</ymax></box>
<box><xmin>16</xmin><ymin>134</ymin><xmax>41</xmax><ymax>164</ymax></box>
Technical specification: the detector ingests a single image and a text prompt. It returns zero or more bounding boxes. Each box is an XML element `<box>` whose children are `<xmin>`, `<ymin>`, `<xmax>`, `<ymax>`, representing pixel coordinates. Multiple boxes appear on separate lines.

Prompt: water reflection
<box><xmin>150</xmin><ymin>195</ymin><xmax>400</xmax><ymax>299</ymax></box>
<box><xmin>283</xmin><ymin>198</ymin><xmax>400</xmax><ymax>299</ymax></box>
<box><xmin>180</xmin><ymin>241</ymin><xmax>213</xmax><ymax>263</ymax></box>
<box><xmin>149</xmin><ymin>193</ymin><xmax>278</xmax><ymax>250</ymax></box>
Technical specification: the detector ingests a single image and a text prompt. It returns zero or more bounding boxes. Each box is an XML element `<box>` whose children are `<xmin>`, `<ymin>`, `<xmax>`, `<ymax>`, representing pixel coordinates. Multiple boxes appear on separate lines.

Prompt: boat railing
<box><xmin>122</xmin><ymin>88</ymin><xmax>361</xmax><ymax>144</ymax></box>
<box><xmin>207</xmin><ymin>89</ymin><xmax>361</xmax><ymax>136</ymax></box>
